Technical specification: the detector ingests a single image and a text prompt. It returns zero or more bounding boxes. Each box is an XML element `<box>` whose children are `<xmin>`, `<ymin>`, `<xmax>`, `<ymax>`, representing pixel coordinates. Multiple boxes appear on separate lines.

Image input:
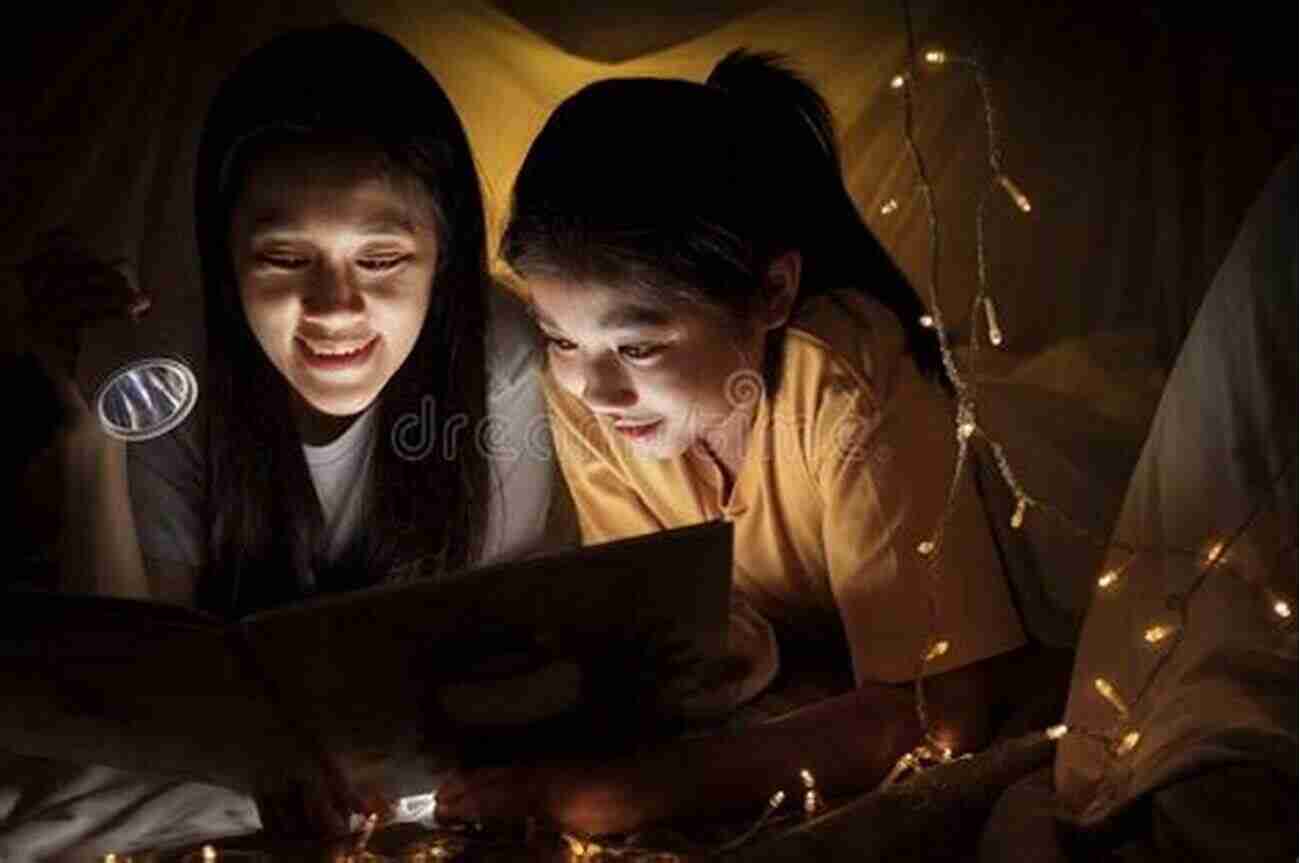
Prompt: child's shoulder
<box><xmin>782</xmin><ymin>289</ymin><xmax>908</xmax><ymax>413</ymax></box>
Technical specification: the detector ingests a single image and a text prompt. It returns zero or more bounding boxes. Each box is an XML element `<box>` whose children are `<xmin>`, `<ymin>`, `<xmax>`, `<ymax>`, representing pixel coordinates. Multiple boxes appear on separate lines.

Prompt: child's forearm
<box><xmin>56</xmin><ymin>430</ymin><xmax>150</xmax><ymax>600</ymax></box>
<box><xmin>638</xmin><ymin>681</ymin><xmax>924</xmax><ymax>822</ymax></box>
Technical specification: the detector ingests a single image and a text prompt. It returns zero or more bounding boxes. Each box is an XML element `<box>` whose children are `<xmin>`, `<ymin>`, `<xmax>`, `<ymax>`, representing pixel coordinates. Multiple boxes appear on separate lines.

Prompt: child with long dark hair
<box><xmin>437</xmin><ymin>51</ymin><xmax>1048</xmax><ymax>834</ymax></box>
<box><xmin>6</xmin><ymin>23</ymin><xmax>566</xmax><ymax>851</ymax></box>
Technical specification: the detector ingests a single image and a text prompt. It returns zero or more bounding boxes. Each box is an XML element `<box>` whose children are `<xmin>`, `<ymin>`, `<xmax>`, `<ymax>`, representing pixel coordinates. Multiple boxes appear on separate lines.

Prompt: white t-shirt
<box><xmin>126</xmin><ymin>286</ymin><xmax>572</xmax><ymax>594</ymax></box>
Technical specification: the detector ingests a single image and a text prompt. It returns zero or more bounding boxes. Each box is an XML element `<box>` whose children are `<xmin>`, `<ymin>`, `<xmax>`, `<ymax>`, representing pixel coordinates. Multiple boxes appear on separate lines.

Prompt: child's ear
<box><xmin>761</xmin><ymin>250</ymin><xmax>801</xmax><ymax>331</ymax></box>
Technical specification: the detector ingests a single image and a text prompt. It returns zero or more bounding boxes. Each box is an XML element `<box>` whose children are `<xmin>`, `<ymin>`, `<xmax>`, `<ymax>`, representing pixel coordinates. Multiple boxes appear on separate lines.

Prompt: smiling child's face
<box><xmin>229</xmin><ymin>147</ymin><xmax>439</xmax><ymax>436</ymax></box>
<box><xmin>528</xmin><ymin>276</ymin><xmax>769</xmax><ymax>460</ymax></box>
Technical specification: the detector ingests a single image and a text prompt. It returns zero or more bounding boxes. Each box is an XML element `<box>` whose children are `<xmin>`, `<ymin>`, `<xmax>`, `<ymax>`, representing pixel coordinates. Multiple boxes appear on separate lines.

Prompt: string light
<box><xmin>882</xmin><ymin>14</ymin><xmax>1293</xmax><ymax>850</ymax></box>
<box><xmin>713</xmin><ymin>791</ymin><xmax>788</xmax><ymax>856</ymax></box>
<box><xmin>925</xmin><ymin>639</ymin><xmax>951</xmax><ymax>661</ymax></box>
<box><xmin>982</xmin><ymin>296</ymin><xmax>1004</xmax><ymax>346</ymax></box>
<box><xmin>996</xmin><ymin>174</ymin><xmax>1032</xmax><ymax>212</ymax></box>
<box><xmin>1143</xmin><ymin>623</ymin><xmax>1177</xmax><ymax>646</ymax></box>
<box><xmin>1010</xmin><ymin>496</ymin><xmax>1028</xmax><ymax>529</ymax></box>
<box><xmin>1204</xmin><ymin>540</ymin><xmax>1226</xmax><ymax>566</ymax></box>
<box><xmin>800</xmin><ymin>769</ymin><xmax>823</xmax><ymax>817</ymax></box>
<box><xmin>890</xmin><ymin>74</ymin><xmax>907</xmax><ymax>90</ymax></box>
<box><xmin>1093</xmin><ymin>677</ymin><xmax>1130</xmax><ymax>715</ymax></box>
<box><xmin>1114</xmin><ymin>730</ymin><xmax>1142</xmax><ymax>756</ymax></box>
<box><xmin>202</xmin><ymin>847</ymin><xmax>217</xmax><ymax>863</ymax></box>
<box><xmin>880</xmin><ymin>198</ymin><xmax>900</xmax><ymax>215</ymax></box>
<box><xmin>563</xmin><ymin>835</ymin><xmax>604</xmax><ymax>860</ymax></box>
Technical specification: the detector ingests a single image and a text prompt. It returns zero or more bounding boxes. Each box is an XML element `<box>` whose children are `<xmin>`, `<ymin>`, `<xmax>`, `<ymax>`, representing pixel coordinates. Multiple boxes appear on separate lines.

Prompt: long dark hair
<box><xmin>193</xmin><ymin>23</ymin><xmax>490</xmax><ymax>616</ymax></box>
<box><xmin>501</xmin><ymin>49</ymin><xmax>940</xmax><ymax>389</ymax></box>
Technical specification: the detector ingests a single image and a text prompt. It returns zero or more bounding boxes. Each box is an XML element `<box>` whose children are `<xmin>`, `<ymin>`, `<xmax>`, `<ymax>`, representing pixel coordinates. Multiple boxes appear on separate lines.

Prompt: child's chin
<box><xmin>628</xmin><ymin>433</ymin><xmax>685</xmax><ymax>460</ymax></box>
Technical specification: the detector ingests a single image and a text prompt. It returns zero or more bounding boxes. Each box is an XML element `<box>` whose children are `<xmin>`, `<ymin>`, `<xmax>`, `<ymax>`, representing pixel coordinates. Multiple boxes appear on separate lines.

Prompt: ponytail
<box><xmin>706</xmin><ymin>50</ymin><xmax>943</xmax><ymax>380</ymax></box>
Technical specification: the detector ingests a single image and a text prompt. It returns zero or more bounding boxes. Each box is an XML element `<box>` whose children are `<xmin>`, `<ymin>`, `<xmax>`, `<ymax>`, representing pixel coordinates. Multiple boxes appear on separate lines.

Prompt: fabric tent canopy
<box><xmin>5</xmin><ymin>0</ymin><xmax>1292</xmax><ymax>541</ymax></box>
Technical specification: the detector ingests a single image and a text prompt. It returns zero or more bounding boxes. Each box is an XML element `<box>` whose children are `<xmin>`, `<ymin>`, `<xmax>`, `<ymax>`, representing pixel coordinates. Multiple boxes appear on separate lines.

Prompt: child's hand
<box><xmin>253</xmin><ymin>769</ymin><xmax>386</xmax><ymax>841</ymax></box>
<box><xmin>436</xmin><ymin>761</ymin><xmax>671</xmax><ymax>837</ymax></box>
<box><xmin>14</xmin><ymin>228</ymin><xmax>151</xmax><ymax>442</ymax></box>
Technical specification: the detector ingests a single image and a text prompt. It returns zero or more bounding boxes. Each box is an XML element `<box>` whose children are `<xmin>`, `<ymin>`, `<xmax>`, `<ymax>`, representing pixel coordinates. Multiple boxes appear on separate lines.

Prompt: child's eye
<box><xmin>356</xmin><ymin>255</ymin><xmax>411</xmax><ymax>272</ymax></box>
<box><xmin>619</xmin><ymin>343</ymin><xmax>664</xmax><ymax>361</ymax></box>
<box><xmin>545</xmin><ymin>335</ymin><xmax>578</xmax><ymax>352</ymax></box>
<box><xmin>257</xmin><ymin>253</ymin><xmax>310</xmax><ymax>270</ymax></box>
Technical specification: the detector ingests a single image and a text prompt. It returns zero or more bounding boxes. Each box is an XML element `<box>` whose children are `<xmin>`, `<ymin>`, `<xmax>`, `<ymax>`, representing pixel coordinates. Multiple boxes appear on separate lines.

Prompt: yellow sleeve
<box><xmin>815</xmin><ymin>361</ymin><xmax>1027</xmax><ymax>685</ymax></box>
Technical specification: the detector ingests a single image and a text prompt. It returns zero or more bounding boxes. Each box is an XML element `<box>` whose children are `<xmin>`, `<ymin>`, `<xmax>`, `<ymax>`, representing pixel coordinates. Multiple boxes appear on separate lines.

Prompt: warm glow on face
<box><xmin>231</xmin><ymin>150</ymin><xmax>439</xmax><ymax>429</ymax></box>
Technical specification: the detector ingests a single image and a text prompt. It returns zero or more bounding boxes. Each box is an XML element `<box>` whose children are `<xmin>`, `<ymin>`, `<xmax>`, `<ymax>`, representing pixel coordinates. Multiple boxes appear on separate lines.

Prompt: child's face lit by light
<box><xmin>528</xmin><ymin>277</ymin><xmax>767</xmax><ymax>460</ymax></box>
<box><xmin>229</xmin><ymin>150</ymin><xmax>438</xmax><ymax>433</ymax></box>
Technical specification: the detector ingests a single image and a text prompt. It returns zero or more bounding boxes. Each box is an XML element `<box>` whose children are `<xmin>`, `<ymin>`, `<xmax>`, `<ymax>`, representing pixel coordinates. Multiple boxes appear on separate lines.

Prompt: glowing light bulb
<box><xmin>1274</xmin><ymin>599</ymin><xmax>1293</xmax><ymax>619</ymax></box>
<box><xmin>925</xmin><ymin>639</ymin><xmax>951</xmax><ymax>661</ymax></box>
<box><xmin>1115</xmin><ymin>730</ymin><xmax>1141</xmax><ymax>756</ymax></box>
<box><xmin>983</xmin><ymin>297</ymin><xmax>1004</xmax><ymax>346</ymax></box>
<box><xmin>104</xmin><ymin>856</ymin><xmax>117</xmax><ymax>863</ymax></box>
<box><xmin>925</xmin><ymin>49</ymin><xmax>948</xmax><ymax>65</ymax></box>
<box><xmin>202</xmin><ymin>847</ymin><xmax>217</xmax><ymax>863</ymax></box>
<box><xmin>1046</xmin><ymin>724</ymin><xmax>1069</xmax><ymax>740</ymax></box>
<box><xmin>958</xmin><ymin>420</ymin><xmax>976</xmax><ymax>440</ymax></box>
<box><xmin>917</xmin><ymin>539</ymin><xmax>936</xmax><ymax>556</ymax></box>
<box><xmin>1011</xmin><ymin>497</ymin><xmax>1028</xmax><ymax>529</ymax></box>
<box><xmin>997</xmin><ymin>175</ymin><xmax>1032</xmax><ymax>212</ymax></box>
<box><xmin>564</xmin><ymin>836</ymin><xmax>603</xmax><ymax>860</ymax></box>
<box><xmin>1204</xmin><ymin>540</ymin><xmax>1225</xmax><ymax>566</ymax></box>
<box><xmin>1098</xmin><ymin>570</ymin><xmax>1120</xmax><ymax>590</ymax></box>
<box><xmin>1094</xmin><ymin>677</ymin><xmax>1129</xmax><ymax>715</ymax></box>
<box><xmin>891</xmin><ymin>74</ymin><xmax>907</xmax><ymax>90</ymax></box>
<box><xmin>880</xmin><ymin>198</ymin><xmax>900</xmax><ymax>215</ymax></box>
<box><xmin>1144</xmin><ymin>624</ymin><xmax>1175</xmax><ymax>645</ymax></box>
<box><xmin>919</xmin><ymin>314</ymin><xmax>935</xmax><ymax>329</ymax></box>
<box><xmin>800</xmin><ymin>768</ymin><xmax>816</xmax><ymax>788</ymax></box>
<box><xmin>769</xmin><ymin>790</ymin><xmax>787</xmax><ymax>809</ymax></box>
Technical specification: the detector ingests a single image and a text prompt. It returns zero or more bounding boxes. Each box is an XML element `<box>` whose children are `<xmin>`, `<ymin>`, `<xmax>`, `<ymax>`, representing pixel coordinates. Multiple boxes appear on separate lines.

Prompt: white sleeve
<box><xmin>479</xmin><ymin>286</ymin><xmax>578</xmax><ymax>564</ymax></box>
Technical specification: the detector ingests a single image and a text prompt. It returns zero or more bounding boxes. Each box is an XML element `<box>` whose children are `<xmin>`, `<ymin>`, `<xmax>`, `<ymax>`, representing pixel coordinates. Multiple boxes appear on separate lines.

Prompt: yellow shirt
<box><xmin>544</xmin><ymin>291</ymin><xmax>1027</xmax><ymax>685</ymax></box>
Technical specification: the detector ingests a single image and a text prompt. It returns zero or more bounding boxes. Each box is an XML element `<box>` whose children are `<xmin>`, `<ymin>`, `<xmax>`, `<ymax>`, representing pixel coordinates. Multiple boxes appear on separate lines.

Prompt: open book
<box><xmin>0</xmin><ymin>521</ymin><xmax>732</xmax><ymax>800</ymax></box>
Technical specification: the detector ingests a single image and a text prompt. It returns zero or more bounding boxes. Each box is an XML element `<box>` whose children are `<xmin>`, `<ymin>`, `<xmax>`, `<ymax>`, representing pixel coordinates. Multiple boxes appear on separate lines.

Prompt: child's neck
<box><xmin>696</xmin><ymin>401</ymin><xmax>759</xmax><ymax>501</ymax></box>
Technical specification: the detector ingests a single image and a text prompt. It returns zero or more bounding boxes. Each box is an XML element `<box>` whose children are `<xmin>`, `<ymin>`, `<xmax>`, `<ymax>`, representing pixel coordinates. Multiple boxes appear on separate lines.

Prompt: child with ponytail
<box><xmin>437</xmin><ymin>51</ymin><xmax>1049</xmax><ymax>834</ymax></box>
